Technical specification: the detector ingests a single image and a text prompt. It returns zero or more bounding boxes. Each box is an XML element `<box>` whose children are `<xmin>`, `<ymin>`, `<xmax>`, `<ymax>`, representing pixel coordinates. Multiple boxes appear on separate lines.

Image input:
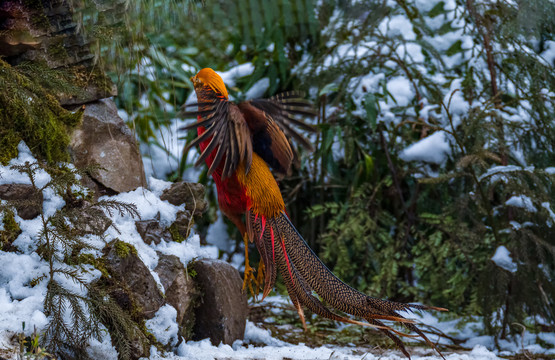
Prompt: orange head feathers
<box><xmin>191</xmin><ymin>68</ymin><xmax>229</xmax><ymax>99</ymax></box>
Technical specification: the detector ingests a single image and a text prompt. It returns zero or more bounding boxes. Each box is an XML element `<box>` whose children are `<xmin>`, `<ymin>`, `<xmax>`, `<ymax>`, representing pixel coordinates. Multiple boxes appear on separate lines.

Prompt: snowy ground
<box><xmin>1</xmin><ymin>144</ymin><xmax>554</xmax><ymax>360</ymax></box>
<box><xmin>152</xmin><ymin>339</ymin><xmax>500</xmax><ymax>360</ymax></box>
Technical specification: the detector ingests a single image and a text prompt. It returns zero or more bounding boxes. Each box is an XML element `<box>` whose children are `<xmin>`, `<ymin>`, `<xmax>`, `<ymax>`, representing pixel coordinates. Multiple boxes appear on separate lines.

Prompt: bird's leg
<box><xmin>241</xmin><ymin>231</ymin><xmax>257</xmax><ymax>297</ymax></box>
<box><xmin>220</xmin><ymin>211</ymin><xmax>258</xmax><ymax>296</ymax></box>
<box><xmin>255</xmin><ymin>260</ymin><xmax>265</xmax><ymax>294</ymax></box>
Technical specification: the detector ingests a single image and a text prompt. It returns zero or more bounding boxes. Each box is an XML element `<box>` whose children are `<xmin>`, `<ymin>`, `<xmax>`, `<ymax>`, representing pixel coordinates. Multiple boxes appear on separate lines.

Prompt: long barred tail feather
<box><xmin>252</xmin><ymin>213</ymin><xmax>400</xmax><ymax>331</ymax></box>
<box><xmin>246</xmin><ymin>210</ymin><xmax>447</xmax><ymax>359</ymax></box>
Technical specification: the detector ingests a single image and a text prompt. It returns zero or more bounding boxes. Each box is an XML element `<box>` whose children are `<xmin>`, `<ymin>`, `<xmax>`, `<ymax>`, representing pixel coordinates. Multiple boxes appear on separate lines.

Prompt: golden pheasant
<box><xmin>181</xmin><ymin>68</ymin><xmax>446</xmax><ymax>358</ymax></box>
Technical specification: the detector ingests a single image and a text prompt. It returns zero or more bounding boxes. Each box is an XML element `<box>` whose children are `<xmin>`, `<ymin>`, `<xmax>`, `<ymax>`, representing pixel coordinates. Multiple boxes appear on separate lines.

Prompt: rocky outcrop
<box><xmin>69</xmin><ymin>99</ymin><xmax>147</xmax><ymax>195</ymax></box>
<box><xmin>0</xmin><ymin>0</ymin><xmax>93</xmax><ymax>66</ymax></box>
<box><xmin>1</xmin><ymin>0</ymin><xmax>142</xmax><ymax>198</ymax></box>
<box><xmin>191</xmin><ymin>259</ymin><xmax>248</xmax><ymax>345</ymax></box>
<box><xmin>0</xmin><ymin>0</ymin><xmax>117</xmax><ymax>104</ymax></box>
<box><xmin>0</xmin><ymin>184</ymin><xmax>42</xmax><ymax>219</ymax></box>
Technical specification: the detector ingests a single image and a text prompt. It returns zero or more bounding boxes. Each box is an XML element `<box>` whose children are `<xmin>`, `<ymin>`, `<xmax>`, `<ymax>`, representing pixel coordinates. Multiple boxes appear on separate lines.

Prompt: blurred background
<box><xmin>77</xmin><ymin>0</ymin><xmax>554</xmax><ymax>343</ymax></box>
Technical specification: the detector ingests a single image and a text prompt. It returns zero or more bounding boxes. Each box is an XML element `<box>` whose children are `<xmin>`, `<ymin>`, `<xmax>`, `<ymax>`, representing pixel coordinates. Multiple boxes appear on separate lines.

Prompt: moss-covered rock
<box><xmin>102</xmin><ymin>239</ymin><xmax>164</xmax><ymax>319</ymax></box>
<box><xmin>113</xmin><ymin>240</ymin><xmax>138</xmax><ymax>259</ymax></box>
<box><xmin>0</xmin><ymin>59</ymin><xmax>83</xmax><ymax>165</ymax></box>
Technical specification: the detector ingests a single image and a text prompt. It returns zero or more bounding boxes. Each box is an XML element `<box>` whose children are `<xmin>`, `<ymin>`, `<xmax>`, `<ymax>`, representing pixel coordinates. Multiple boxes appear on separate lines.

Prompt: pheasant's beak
<box><xmin>190</xmin><ymin>75</ymin><xmax>203</xmax><ymax>89</ymax></box>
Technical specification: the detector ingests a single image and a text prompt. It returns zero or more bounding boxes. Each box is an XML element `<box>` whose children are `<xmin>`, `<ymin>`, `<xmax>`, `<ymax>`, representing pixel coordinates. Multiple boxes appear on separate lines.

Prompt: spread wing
<box><xmin>239</xmin><ymin>92</ymin><xmax>317</xmax><ymax>174</ymax></box>
<box><xmin>181</xmin><ymin>92</ymin><xmax>316</xmax><ymax>178</ymax></box>
<box><xmin>180</xmin><ymin>99</ymin><xmax>253</xmax><ymax>178</ymax></box>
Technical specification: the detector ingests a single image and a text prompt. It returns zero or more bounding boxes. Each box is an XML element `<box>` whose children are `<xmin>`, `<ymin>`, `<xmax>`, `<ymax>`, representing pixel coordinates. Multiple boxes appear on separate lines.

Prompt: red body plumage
<box><xmin>197</xmin><ymin>125</ymin><xmax>251</xmax><ymax>231</ymax></box>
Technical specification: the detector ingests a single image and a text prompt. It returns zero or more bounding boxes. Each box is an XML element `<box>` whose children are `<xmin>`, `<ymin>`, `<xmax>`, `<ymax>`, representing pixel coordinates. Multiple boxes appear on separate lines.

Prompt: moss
<box><xmin>22</xmin><ymin>0</ymin><xmax>50</xmax><ymax>30</ymax></box>
<box><xmin>76</xmin><ymin>253</ymin><xmax>110</xmax><ymax>278</ymax></box>
<box><xmin>0</xmin><ymin>59</ymin><xmax>83</xmax><ymax>165</ymax></box>
<box><xmin>168</xmin><ymin>223</ymin><xmax>185</xmax><ymax>243</ymax></box>
<box><xmin>0</xmin><ymin>209</ymin><xmax>22</xmax><ymax>251</ymax></box>
<box><xmin>46</xmin><ymin>37</ymin><xmax>69</xmax><ymax>61</ymax></box>
<box><xmin>113</xmin><ymin>240</ymin><xmax>138</xmax><ymax>258</ymax></box>
<box><xmin>70</xmin><ymin>64</ymin><xmax>114</xmax><ymax>95</ymax></box>
<box><xmin>186</xmin><ymin>260</ymin><xmax>198</xmax><ymax>278</ymax></box>
<box><xmin>0</xmin><ymin>128</ymin><xmax>21</xmax><ymax>164</ymax></box>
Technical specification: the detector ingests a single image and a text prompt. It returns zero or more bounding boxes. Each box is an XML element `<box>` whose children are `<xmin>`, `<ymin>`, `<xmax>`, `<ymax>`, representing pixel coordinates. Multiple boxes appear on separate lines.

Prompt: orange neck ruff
<box><xmin>194</xmin><ymin>68</ymin><xmax>229</xmax><ymax>99</ymax></box>
<box><xmin>236</xmin><ymin>154</ymin><xmax>285</xmax><ymax>217</ymax></box>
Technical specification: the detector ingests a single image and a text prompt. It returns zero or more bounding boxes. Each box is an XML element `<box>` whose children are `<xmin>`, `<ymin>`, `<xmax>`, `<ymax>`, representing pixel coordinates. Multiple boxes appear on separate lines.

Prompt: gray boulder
<box><xmin>191</xmin><ymin>259</ymin><xmax>248</xmax><ymax>345</ymax></box>
<box><xmin>0</xmin><ymin>183</ymin><xmax>42</xmax><ymax>220</ymax></box>
<box><xmin>160</xmin><ymin>182</ymin><xmax>207</xmax><ymax>216</ymax></box>
<box><xmin>70</xmin><ymin>99</ymin><xmax>147</xmax><ymax>195</ymax></box>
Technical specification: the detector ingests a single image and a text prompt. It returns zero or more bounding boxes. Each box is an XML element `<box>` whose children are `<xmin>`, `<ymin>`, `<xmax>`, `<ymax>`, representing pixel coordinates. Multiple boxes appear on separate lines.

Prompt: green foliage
<box><xmin>0</xmin><ymin>60</ymin><xmax>83</xmax><ymax>165</ymax></box>
<box><xmin>296</xmin><ymin>0</ymin><xmax>555</xmax><ymax>340</ymax></box>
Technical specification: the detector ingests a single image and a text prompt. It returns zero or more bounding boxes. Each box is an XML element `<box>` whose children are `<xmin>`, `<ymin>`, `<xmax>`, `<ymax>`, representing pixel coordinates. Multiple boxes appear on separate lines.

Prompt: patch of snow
<box><xmin>509</xmin><ymin>221</ymin><xmax>521</xmax><ymax>230</ymax></box>
<box><xmin>245</xmin><ymin>78</ymin><xmax>270</xmax><ymax>99</ymax></box>
<box><xmin>400</xmin><ymin>131</ymin><xmax>451</xmax><ymax>164</ymax></box>
<box><xmin>217</xmin><ymin>63</ymin><xmax>255</xmax><ymax>88</ymax></box>
<box><xmin>206</xmin><ymin>211</ymin><xmax>234</xmax><ymax>253</ymax></box>
<box><xmin>386</xmin><ymin>77</ymin><xmax>414</xmax><ymax>107</ymax></box>
<box><xmin>466</xmin><ymin>344</ymin><xmax>501</xmax><ymax>359</ymax></box>
<box><xmin>379</xmin><ymin>15</ymin><xmax>416</xmax><ymax>41</ymax></box>
<box><xmin>181</xmin><ymin>63</ymin><xmax>196</xmax><ymax>74</ymax></box>
<box><xmin>153</xmin><ymin>234</ymin><xmax>218</xmax><ymax>266</ymax></box>
<box><xmin>505</xmin><ymin>195</ymin><xmax>537</xmax><ymax>213</ymax></box>
<box><xmin>175</xmin><ymin>338</ymin><xmax>365</xmax><ymax>360</ymax></box>
<box><xmin>491</xmin><ymin>246</ymin><xmax>517</xmax><ymax>273</ymax></box>
<box><xmin>244</xmin><ymin>321</ymin><xmax>285</xmax><ymax>346</ymax></box>
<box><xmin>541</xmin><ymin>202</ymin><xmax>555</xmax><ymax>227</ymax></box>
<box><xmin>398</xmin><ymin>42</ymin><xmax>424</xmax><ymax>63</ymax></box>
<box><xmin>86</xmin><ymin>329</ymin><xmax>118</xmax><ymax>360</ymax></box>
<box><xmin>539</xmin><ymin>40</ymin><xmax>555</xmax><ymax>65</ymax></box>
<box><xmin>443</xmin><ymin>79</ymin><xmax>469</xmax><ymax>123</ymax></box>
<box><xmin>414</xmin><ymin>0</ymin><xmax>443</xmax><ymax>12</ymax></box>
<box><xmin>478</xmin><ymin>165</ymin><xmax>534</xmax><ymax>182</ymax></box>
<box><xmin>146</xmin><ymin>305</ymin><xmax>179</xmax><ymax>347</ymax></box>
<box><xmin>141</xmin><ymin>117</ymin><xmax>192</xmax><ymax>181</ymax></box>
<box><xmin>0</xmin><ymin>142</ymin><xmax>51</xmax><ymax>187</ymax></box>
<box><xmin>148</xmin><ymin>177</ymin><xmax>174</xmax><ymax>197</ymax></box>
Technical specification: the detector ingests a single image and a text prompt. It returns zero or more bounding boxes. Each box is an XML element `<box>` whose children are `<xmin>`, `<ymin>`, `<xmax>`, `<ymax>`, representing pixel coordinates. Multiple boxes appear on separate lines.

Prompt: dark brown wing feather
<box><xmin>180</xmin><ymin>100</ymin><xmax>253</xmax><ymax>178</ymax></box>
<box><xmin>238</xmin><ymin>92</ymin><xmax>317</xmax><ymax>174</ymax></box>
<box><xmin>180</xmin><ymin>92</ymin><xmax>315</xmax><ymax>177</ymax></box>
